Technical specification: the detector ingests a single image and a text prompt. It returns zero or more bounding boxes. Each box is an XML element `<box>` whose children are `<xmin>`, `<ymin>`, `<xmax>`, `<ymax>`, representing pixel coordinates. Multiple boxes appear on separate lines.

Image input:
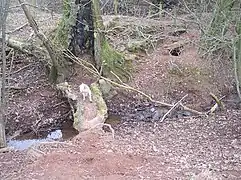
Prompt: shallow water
<box><xmin>7</xmin><ymin>138</ymin><xmax>50</xmax><ymax>150</ymax></box>
<box><xmin>8</xmin><ymin>120</ymin><xmax>79</xmax><ymax>150</ymax></box>
<box><xmin>7</xmin><ymin>115</ymin><xmax>120</xmax><ymax>150</ymax></box>
<box><xmin>8</xmin><ymin>129</ymin><xmax>64</xmax><ymax>150</ymax></box>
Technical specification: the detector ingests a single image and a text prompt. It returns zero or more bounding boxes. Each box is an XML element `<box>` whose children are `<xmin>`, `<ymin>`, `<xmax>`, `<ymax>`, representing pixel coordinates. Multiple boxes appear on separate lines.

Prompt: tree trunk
<box><xmin>0</xmin><ymin>0</ymin><xmax>9</xmax><ymax>148</ymax></box>
<box><xmin>0</xmin><ymin>121</ymin><xmax>6</xmax><ymax>148</ymax></box>
<box><xmin>234</xmin><ymin>11</ymin><xmax>241</xmax><ymax>100</ymax></box>
<box><xmin>91</xmin><ymin>0</ymin><xmax>131</xmax><ymax>81</ymax></box>
<box><xmin>55</xmin><ymin>0</ymin><xmax>131</xmax><ymax>82</ymax></box>
<box><xmin>68</xmin><ymin>0</ymin><xmax>94</xmax><ymax>57</ymax></box>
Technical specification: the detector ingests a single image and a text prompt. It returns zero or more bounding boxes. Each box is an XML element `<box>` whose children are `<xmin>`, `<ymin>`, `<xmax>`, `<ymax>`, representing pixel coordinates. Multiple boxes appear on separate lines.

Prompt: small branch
<box><xmin>9</xmin><ymin>64</ymin><xmax>32</xmax><ymax>76</ymax></box>
<box><xmin>161</xmin><ymin>94</ymin><xmax>188</xmax><ymax>122</ymax></box>
<box><xmin>210</xmin><ymin>93</ymin><xmax>225</xmax><ymax>108</ymax></box>
<box><xmin>6</xmin><ymin>23</ymin><xmax>28</xmax><ymax>34</ymax></box>
<box><xmin>206</xmin><ymin>94</ymin><xmax>226</xmax><ymax>114</ymax></box>
<box><xmin>180</xmin><ymin>103</ymin><xmax>204</xmax><ymax>115</ymax></box>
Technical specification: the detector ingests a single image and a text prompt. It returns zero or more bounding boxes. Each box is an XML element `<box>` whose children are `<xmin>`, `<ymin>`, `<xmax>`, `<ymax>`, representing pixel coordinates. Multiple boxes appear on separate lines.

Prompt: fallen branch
<box><xmin>9</xmin><ymin>64</ymin><xmax>32</xmax><ymax>76</ymax></box>
<box><xmin>63</xmin><ymin>50</ymin><xmax>204</xmax><ymax>115</ymax></box>
<box><xmin>6</xmin><ymin>22</ymin><xmax>28</xmax><ymax>34</ymax></box>
<box><xmin>0</xmin><ymin>35</ymin><xmax>46</xmax><ymax>57</ymax></box>
<box><xmin>161</xmin><ymin>94</ymin><xmax>188</xmax><ymax>122</ymax></box>
<box><xmin>10</xmin><ymin>2</ymin><xmax>54</xmax><ymax>14</ymax></box>
<box><xmin>207</xmin><ymin>93</ymin><xmax>225</xmax><ymax>114</ymax></box>
<box><xmin>6</xmin><ymin>86</ymin><xmax>28</xmax><ymax>90</ymax></box>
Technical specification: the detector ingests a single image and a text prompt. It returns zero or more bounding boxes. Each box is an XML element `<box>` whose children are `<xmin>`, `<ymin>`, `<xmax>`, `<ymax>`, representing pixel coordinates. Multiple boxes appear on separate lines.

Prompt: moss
<box><xmin>90</xmin><ymin>83</ymin><xmax>108</xmax><ymax>117</ymax></box>
<box><xmin>52</xmin><ymin>0</ymin><xmax>74</xmax><ymax>49</ymax></box>
<box><xmin>73</xmin><ymin>102</ymin><xmax>85</xmax><ymax>131</ymax></box>
<box><xmin>100</xmin><ymin>39</ymin><xmax>132</xmax><ymax>82</ymax></box>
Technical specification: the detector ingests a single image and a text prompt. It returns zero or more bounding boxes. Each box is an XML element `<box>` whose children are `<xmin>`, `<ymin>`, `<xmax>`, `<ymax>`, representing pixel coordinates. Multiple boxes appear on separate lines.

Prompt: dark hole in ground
<box><xmin>169</xmin><ymin>29</ymin><xmax>187</xmax><ymax>36</ymax></box>
<box><xmin>170</xmin><ymin>47</ymin><xmax>182</xmax><ymax>56</ymax></box>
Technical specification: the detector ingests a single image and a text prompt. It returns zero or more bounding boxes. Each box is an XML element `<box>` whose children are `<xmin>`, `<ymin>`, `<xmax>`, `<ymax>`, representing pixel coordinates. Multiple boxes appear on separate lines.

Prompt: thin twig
<box><xmin>161</xmin><ymin>94</ymin><xmax>188</xmax><ymax>122</ymax></box>
<box><xmin>9</xmin><ymin>64</ymin><xmax>32</xmax><ymax>76</ymax></box>
<box><xmin>110</xmin><ymin>70</ymin><xmax>123</xmax><ymax>84</ymax></box>
<box><xmin>6</xmin><ymin>23</ymin><xmax>28</xmax><ymax>34</ymax></box>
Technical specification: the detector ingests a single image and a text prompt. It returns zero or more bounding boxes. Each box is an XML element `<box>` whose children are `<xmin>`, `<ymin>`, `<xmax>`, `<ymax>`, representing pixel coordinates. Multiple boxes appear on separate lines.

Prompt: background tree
<box><xmin>0</xmin><ymin>0</ymin><xmax>9</xmax><ymax>148</ymax></box>
<box><xmin>199</xmin><ymin>0</ymin><xmax>241</xmax><ymax>100</ymax></box>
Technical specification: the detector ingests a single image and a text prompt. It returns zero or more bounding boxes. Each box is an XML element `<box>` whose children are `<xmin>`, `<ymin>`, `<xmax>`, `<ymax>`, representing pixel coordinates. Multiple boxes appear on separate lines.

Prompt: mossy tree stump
<box><xmin>54</xmin><ymin>0</ymin><xmax>131</xmax><ymax>82</ymax></box>
<box><xmin>56</xmin><ymin>82</ymin><xmax>108</xmax><ymax>132</ymax></box>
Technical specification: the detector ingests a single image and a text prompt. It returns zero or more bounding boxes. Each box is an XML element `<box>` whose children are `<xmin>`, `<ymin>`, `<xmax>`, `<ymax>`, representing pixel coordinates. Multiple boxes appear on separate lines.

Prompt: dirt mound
<box><xmin>1</xmin><ymin>131</ymin><xmax>145</xmax><ymax>180</ymax></box>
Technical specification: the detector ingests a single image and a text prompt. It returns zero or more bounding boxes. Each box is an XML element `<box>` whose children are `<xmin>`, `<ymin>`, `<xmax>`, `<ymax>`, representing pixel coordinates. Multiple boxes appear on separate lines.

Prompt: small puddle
<box><xmin>7</xmin><ymin>120</ymin><xmax>78</xmax><ymax>151</ymax></box>
<box><xmin>8</xmin><ymin>139</ymin><xmax>49</xmax><ymax>151</ymax></box>
<box><xmin>8</xmin><ymin>116</ymin><xmax>120</xmax><ymax>151</ymax></box>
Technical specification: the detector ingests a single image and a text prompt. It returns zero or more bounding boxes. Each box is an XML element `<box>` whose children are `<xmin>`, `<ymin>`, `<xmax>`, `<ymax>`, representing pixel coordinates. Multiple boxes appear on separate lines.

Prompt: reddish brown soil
<box><xmin>1</xmin><ymin>1</ymin><xmax>241</xmax><ymax>180</ymax></box>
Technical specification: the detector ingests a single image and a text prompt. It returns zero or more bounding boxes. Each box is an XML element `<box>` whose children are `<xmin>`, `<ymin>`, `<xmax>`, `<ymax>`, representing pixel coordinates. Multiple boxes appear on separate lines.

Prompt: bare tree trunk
<box><xmin>0</xmin><ymin>0</ymin><xmax>9</xmax><ymax>148</ymax></box>
<box><xmin>234</xmin><ymin>3</ymin><xmax>241</xmax><ymax>101</ymax></box>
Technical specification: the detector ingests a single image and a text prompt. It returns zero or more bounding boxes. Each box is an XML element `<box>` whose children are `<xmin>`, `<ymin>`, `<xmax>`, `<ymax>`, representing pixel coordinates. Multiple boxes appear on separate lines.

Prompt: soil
<box><xmin>1</xmin><ymin>1</ymin><xmax>241</xmax><ymax>180</ymax></box>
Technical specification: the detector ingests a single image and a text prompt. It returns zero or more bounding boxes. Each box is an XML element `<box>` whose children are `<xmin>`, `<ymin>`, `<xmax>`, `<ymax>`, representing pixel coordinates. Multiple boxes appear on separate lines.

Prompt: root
<box><xmin>0</xmin><ymin>147</ymin><xmax>14</xmax><ymax>153</ymax></box>
<box><xmin>86</xmin><ymin>123</ymin><xmax>115</xmax><ymax>139</ymax></box>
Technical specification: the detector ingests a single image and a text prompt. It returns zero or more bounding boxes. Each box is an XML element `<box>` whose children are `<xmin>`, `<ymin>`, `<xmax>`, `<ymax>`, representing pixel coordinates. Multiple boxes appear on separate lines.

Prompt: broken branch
<box><xmin>161</xmin><ymin>94</ymin><xmax>188</xmax><ymax>122</ymax></box>
<box><xmin>63</xmin><ymin>51</ymin><xmax>204</xmax><ymax>115</ymax></box>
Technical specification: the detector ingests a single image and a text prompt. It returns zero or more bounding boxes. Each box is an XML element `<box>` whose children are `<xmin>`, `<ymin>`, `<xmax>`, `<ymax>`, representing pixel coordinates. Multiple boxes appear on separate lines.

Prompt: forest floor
<box><xmin>1</xmin><ymin>1</ymin><xmax>241</xmax><ymax>180</ymax></box>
